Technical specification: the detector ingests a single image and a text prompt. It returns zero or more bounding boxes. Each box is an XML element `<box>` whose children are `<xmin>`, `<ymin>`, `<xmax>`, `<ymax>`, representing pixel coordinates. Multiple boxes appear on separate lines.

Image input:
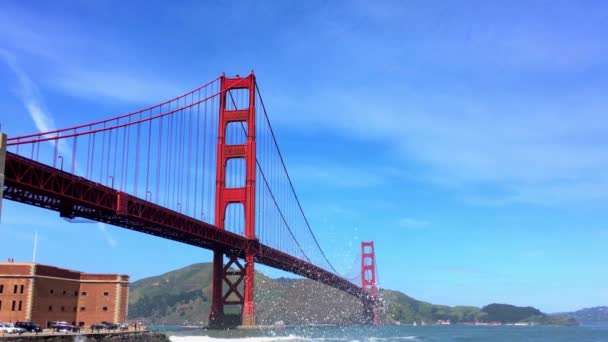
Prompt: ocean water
<box><xmin>160</xmin><ymin>325</ymin><xmax>608</xmax><ymax>342</ymax></box>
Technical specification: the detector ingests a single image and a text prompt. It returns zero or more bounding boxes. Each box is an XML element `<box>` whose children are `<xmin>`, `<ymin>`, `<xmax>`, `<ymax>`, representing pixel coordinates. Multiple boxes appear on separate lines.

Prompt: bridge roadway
<box><xmin>2</xmin><ymin>151</ymin><xmax>366</xmax><ymax>300</ymax></box>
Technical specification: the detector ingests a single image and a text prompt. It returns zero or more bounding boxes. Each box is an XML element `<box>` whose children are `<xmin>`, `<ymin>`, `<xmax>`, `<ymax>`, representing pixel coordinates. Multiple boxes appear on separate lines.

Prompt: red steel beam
<box><xmin>2</xmin><ymin>151</ymin><xmax>367</xmax><ymax>299</ymax></box>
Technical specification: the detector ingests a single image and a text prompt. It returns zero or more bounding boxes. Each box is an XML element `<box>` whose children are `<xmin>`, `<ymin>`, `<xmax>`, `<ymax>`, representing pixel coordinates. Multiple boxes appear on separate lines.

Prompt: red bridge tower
<box><xmin>209</xmin><ymin>73</ymin><xmax>257</xmax><ymax>328</ymax></box>
<box><xmin>362</xmin><ymin>241</ymin><xmax>379</xmax><ymax>325</ymax></box>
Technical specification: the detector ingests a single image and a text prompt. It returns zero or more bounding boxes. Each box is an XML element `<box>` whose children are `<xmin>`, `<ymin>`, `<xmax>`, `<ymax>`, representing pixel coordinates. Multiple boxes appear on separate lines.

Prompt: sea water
<box><xmin>158</xmin><ymin>325</ymin><xmax>608</xmax><ymax>342</ymax></box>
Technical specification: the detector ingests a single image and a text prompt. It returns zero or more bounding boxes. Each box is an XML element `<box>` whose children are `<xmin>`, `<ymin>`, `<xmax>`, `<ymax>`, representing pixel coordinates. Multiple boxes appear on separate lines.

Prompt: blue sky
<box><xmin>1</xmin><ymin>0</ymin><xmax>608</xmax><ymax>313</ymax></box>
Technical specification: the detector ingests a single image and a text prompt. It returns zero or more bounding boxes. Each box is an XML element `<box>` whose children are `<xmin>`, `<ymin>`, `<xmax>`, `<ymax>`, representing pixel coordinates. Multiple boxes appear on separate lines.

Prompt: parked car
<box><xmin>4</xmin><ymin>323</ymin><xmax>25</xmax><ymax>334</ymax></box>
<box><xmin>0</xmin><ymin>323</ymin><xmax>12</xmax><ymax>334</ymax></box>
<box><xmin>90</xmin><ymin>322</ymin><xmax>107</xmax><ymax>331</ymax></box>
<box><xmin>101</xmin><ymin>321</ymin><xmax>120</xmax><ymax>330</ymax></box>
<box><xmin>0</xmin><ymin>322</ymin><xmax>20</xmax><ymax>334</ymax></box>
<box><xmin>15</xmin><ymin>321</ymin><xmax>42</xmax><ymax>333</ymax></box>
<box><xmin>50</xmin><ymin>321</ymin><xmax>79</xmax><ymax>333</ymax></box>
<box><xmin>119</xmin><ymin>323</ymin><xmax>129</xmax><ymax>331</ymax></box>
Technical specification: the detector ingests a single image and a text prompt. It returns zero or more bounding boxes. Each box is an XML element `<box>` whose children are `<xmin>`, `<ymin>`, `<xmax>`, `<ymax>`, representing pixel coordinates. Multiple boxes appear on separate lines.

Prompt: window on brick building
<box><xmin>49</xmin><ymin>305</ymin><xmax>53</xmax><ymax>311</ymax></box>
<box><xmin>63</xmin><ymin>290</ymin><xmax>66</xmax><ymax>295</ymax></box>
<box><xmin>102</xmin><ymin>306</ymin><xmax>108</xmax><ymax>311</ymax></box>
<box><xmin>73</xmin><ymin>307</ymin><xmax>77</xmax><ymax>312</ymax></box>
<box><xmin>61</xmin><ymin>306</ymin><xmax>65</xmax><ymax>312</ymax></box>
<box><xmin>20</xmin><ymin>285</ymin><xmax>24</xmax><ymax>294</ymax></box>
<box><xmin>80</xmin><ymin>307</ymin><xmax>86</xmax><ymax>311</ymax></box>
<box><xmin>81</xmin><ymin>291</ymin><xmax>87</xmax><ymax>296</ymax></box>
<box><xmin>104</xmin><ymin>292</ymin><xmax>109</xmax><ymax>296</ymax></box>
<box><xmin>18</xmin><ymin>301</ymin><xmax>22</xmax><ymax>311</ymax></box>
<box><xmin>14</xmin><ymin>285</ymin><xmax>18</xmax><ymax>293</ymax></box>
<box><xmin>50</xmin><ymin>289</ymin><xmax>54</xmax><ymax>294</ymax></box>
<box><xmin>12</xmin><ymin>300</ymin><xmax>16</xmax><ymax>311</ymax></box>
<box><xmin>0</xmin><ymin>284</ymin><xmax>4</xmax><ymax>293</ymax></box>
<box><xmin>0</xmin><ymin>300</ymin><xmax>2</xmax><ymax>310</ymax></box>
<box><xmin>75</xmin><ymin>291</ymin><xmax>78</xmax><ymax>296</ymax></box>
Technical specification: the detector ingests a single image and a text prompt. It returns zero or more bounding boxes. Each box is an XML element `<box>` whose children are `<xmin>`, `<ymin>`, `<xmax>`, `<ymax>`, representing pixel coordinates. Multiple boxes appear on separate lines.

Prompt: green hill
<box><xmin>128</xmin><ymin>263</ymin><xmax>577</xmax><ymax>326</ymax></box>
<box><xmin>128</xmin><ymin>263</ymin><xmax>364</xmax><ymax>325</ymax></box>
<box><xmin>481</xmin><ymin>303</ymin><xmax>541</xmax><ymax>323</ymax></box>
<box><xmin>381</xmin><ymin>289</ymin><xmax>482</xmax><ymax>324</ymax></box>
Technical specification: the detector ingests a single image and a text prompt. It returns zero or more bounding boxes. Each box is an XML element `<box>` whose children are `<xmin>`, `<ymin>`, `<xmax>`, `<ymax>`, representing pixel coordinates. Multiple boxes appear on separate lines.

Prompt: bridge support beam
<box><xmin>209</xmin><ymin>73</ymin><xmax>257</xmax><ymax>328</ymax></box>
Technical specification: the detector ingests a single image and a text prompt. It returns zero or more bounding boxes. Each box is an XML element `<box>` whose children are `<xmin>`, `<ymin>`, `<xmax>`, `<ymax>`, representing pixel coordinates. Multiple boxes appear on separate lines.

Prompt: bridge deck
<box><xmin>2</xmin><ymin>151</ymin><xmax>365</xmax><ymax>299</ymax></box>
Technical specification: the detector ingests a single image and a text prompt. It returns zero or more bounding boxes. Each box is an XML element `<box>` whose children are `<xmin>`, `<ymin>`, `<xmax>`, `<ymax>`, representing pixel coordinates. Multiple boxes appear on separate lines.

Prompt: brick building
<box><xmin>0</xmin><ymin>262</ymin><xmax>129</xmax><ymax>328</ymax></box>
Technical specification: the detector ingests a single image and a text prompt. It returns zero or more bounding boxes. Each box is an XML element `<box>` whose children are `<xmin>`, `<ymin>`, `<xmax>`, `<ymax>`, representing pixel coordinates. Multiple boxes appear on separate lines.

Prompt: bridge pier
<box><xmin>363</xmin><ymin>298</ymin><xmax>375</xmax><ymax>325</ymax></box>
<box><xmin>208</xmin><ymin>251</ymin><xmax>225</xmax><ymax>328</ymax></box>
<box><xmin>241</xmin><ymin>251</ymin><xmax>255</xmax><ymax>326</ymax></box>
<box><xmin>208</xmin><ymin>249</ymin><xmax>256</xmax><ymax>329</ymax></box>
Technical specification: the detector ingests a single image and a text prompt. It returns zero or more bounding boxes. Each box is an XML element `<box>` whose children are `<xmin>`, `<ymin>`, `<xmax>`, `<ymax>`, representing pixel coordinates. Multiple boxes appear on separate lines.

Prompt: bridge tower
<box><xmin>209</xmin><ymin>73</ymin><xmax>257</xmax><ymax>328</ymax></box>
<box><xmin>362</xmin><ymin>241</ymin><xmax>379</xmax><ymax>325</ymax></box>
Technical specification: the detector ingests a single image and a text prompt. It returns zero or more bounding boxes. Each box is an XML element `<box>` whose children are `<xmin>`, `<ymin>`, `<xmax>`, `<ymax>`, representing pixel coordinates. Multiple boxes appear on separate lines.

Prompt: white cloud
<box><xmin>399</xmin><ymin>217</ymin><xmax>429</xmax><ymax>229</ymax></box>
<box><xmin>0</xmin><ymin>5</ymin><xmax>185</xmax><ymax>105</ymax></box>
<box><xmin>0</xmin><ymin>50</ymin><xmax>77</xmax><ymax>169</ymax></box>
<box><xmin>50</xmin><ymin>68</ymin><xmax>184</xmax><ymax>105</ymax></box>
<box><xmin>521</xmin><ymin>250</ymin><xmax>545</xmax><ymax>258</ymax></box>
<box><xmin>97</xmin><ymin>223</ymin><xmax>118</xmax><ymax>248</ymax></box>
<box><xmin>290</xmin><ymin>162</ymin><xmax>388</xmax><ymax>188</ymax></box>
<box><xmin>1</xmin><ymin>51</ymin><xmax>118</xmax><ymax>249</ymax></box>
<box><xmin>3</xmin><ymin>1</ymin><xmax>607</xmax><ymax>208</ymax></box>
<box><xmin>0</xmin><ymin>49</ymin><xmax>56</xmax><ymax>133</ymax></box>
<box><xmin>269</xmin><ymin>84</ymin><xmax>608</xmax><ymax>206</ymax></box>
<box><xmin>254</xmin><ymin>2</ymin><xmax>608</xmax><ymax>207</ymax></box>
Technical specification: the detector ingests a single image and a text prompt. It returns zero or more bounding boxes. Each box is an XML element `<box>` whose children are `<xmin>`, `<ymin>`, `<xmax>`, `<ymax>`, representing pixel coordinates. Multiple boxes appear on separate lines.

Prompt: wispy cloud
<box><xmin>521</xmin><ymin>250</ymin><xmax>545</xmax><ymax>258</ymax></box>
<box><xmin>0</xmin><ymin>49</ymin><xmax>56</xmax><ymax>133</ymax></box>
<box><xmin>0</xmin><ymin>49</ymin><xmax>76</xmax><ymax>168</ymax></box>
<box><xmin>97</xmin><ymin>223</ymin><xmax>118</xmax><ymax>248</ymax></box>
<box><xmin>50</xmin><ymin>68</ymin><xmax>184</xmax><ymax>105</ymax></box>
<box><xmin>399</xmin><ymin>217</ymin><xmax>430</xmax><ymax>229</ymax></box>
<box><xmin>270</xmin><ymin>79</ymin><xmax>608</xmax><ymax>206</ymax></box>
<box><xmin>1</xmin><ymin>51</ymin><xmax>118</xmax><ymax>249</ymax></box>
<box><xmin>258</xmin><ymin>2</ymin><xmax>608</xmax><ymax>207</ymax></box>
<box><xmin>0</xmin><ymin>4</ymin><xmax>184</xmax><ymax>105</ymax></box>
<box><xmin>290</xmin><ymin>162</ymin><xmax>388</xmax><ymax>188</ymax></box>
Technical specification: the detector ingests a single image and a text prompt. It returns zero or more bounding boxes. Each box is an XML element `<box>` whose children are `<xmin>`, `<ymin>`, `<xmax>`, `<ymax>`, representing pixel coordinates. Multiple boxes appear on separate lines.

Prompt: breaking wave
<box><xmin>169</xmin><ymin>336</ymin><xmax>307</xmax><ymax>342</ymax></box>
<box><xmin>168</xmin><ymin>336</ymin><xmax>420</xmax><ymax>342</ymax></box>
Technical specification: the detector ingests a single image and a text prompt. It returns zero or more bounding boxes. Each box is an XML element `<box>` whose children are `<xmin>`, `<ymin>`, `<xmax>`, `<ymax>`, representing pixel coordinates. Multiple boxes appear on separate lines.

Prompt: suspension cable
<box><xmin>226</xmin><ymin>90</ymin><xmax>311</xmax><ymax>263</ymax></box>
<box><xmin>254</xmin><ymin>83</ymin><xmax>338</xmax><ymax>274</ymax></box>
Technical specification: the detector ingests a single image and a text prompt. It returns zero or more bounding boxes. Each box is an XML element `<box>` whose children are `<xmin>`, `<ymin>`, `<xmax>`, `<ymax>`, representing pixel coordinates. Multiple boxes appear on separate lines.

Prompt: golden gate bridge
<box><xmin>0</xmin><ymin>72</ymin><xmax>379</xmax><ymax>327</ymax></box>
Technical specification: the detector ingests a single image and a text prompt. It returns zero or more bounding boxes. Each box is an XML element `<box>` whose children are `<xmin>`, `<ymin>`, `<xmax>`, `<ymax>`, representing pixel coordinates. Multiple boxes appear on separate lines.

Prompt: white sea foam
<box><xmin>169</xmin><ymin>335</ymin><xmax>308</xmax><ymax>342</ymax></box>
<box><xmin>366</xmin><ymin>337</ymin><xmax>418</xmax><ymax>342</ymax></box>
<box><xmin>168</xmin><ymin>336</ymin><xmax>419</xmax><ymax>342</ymax></box>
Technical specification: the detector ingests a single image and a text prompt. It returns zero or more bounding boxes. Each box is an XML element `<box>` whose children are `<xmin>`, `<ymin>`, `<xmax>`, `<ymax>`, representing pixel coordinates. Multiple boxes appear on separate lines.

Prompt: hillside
<box><xmin>557</xmin><ymin>306</ymin><xmax>608</xmax><ymax>326</ymax></box>
<box><xmin>128</xmin><ymin>263</ymin><xmax>577</xmax><ymax>326</ymax></box>
<box><xmin>128</xmin><ymin>263</ymin><xmax>364</xmax><ymax>325</ymax></box>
